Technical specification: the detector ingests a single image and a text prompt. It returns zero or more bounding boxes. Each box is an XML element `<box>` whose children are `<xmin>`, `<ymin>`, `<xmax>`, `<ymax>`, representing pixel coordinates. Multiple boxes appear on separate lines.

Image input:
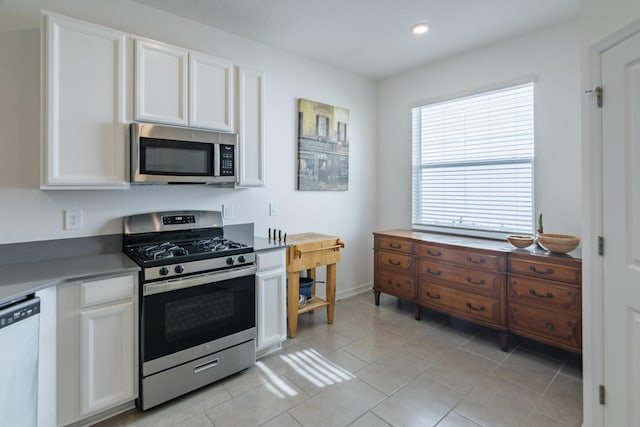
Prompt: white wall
<box><xmin>377</xmin><ymin>20</ymin><xmax>581</xmax><ymax>237</ymax></box>
<box><xmin>0</xmin><ymin>0</ymin><xmax>378</xmax><ymax>296</ymax></box>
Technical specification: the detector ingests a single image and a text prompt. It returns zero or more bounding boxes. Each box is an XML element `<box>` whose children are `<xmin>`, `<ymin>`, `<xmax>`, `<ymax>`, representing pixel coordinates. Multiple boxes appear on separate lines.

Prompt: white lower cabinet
<box><xmin>57</xmin><ymin>273</ymin><xmax>138</xmax><ymax>426</ymax></box>
<box><xmin>256</xmin><ymin>249</ymin><xmax>286</xmax><ymax>356</ymax></box>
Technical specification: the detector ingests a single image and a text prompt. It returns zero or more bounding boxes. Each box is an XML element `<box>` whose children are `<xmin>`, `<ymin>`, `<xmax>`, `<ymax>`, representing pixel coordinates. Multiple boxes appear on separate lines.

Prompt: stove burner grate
<box><xmin>139</xmin><ymin>242</ymin><xmax>189</xmax><ymax>260</ymax></box>
<box><xmin>193</xmin><ymin>238</ymin><xmax>247</xmax><ymax>252</ymax></box>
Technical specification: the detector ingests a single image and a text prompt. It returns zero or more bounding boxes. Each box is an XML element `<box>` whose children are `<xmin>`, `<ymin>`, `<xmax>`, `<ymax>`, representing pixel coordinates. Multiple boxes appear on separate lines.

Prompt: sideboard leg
<box><xmin>374</xmin><ymin>290</ymin><xmax>381</xmax><ymax>306</ymax></box>
<box><xmin>499</xmin><ymin>332</ymin><xmax>509</xmax><ymax>352</ymax></box>
<box><xmin>414</xmin><ymin>305</ymin><xmax>421</xmax><ymax>321</ymax></box>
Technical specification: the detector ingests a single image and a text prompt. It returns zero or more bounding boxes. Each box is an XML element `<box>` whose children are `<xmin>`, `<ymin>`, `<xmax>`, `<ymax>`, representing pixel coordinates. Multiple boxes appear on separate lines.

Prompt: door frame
<box><xmin>583</xmin><ymin>19</ymin><xmax>640</xmax><ymax>427</ymax></box>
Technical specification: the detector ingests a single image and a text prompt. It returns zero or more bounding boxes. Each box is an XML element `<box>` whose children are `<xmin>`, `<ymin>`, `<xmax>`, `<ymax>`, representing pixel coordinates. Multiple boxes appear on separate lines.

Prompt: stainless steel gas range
<box><xmin>123</xmin><ymin>210</ymin><xmax>256</xmax><ymax>410</ymax></box>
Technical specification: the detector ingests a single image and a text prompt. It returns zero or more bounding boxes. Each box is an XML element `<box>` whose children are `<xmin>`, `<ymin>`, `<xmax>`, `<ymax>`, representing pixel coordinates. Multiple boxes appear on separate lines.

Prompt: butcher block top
<box><xmin>286</xmin><ymin>233</ymin><xmax>344</xmax><ymax>272</ymax></box>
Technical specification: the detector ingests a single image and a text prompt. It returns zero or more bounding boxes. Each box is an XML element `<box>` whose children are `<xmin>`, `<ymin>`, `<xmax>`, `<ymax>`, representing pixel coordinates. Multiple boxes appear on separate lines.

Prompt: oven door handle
<box><xmin>143</xmin><ymin>265</ymin><xmax>257</xmax><ymax>296</ymax></box>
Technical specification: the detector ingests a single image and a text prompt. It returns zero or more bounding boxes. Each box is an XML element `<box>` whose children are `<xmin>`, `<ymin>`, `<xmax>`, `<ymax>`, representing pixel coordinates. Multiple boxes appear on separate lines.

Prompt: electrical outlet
<box><xmin>64</xmin><ymin>209</ymin><xmax>82</xmax><ymax>230</ymax></box>
<box><xmin>269</xmin><ymin>202</ymin><xmax>279</xmax><ymax>216</ymax></box>
<box><xmin>222</xmin><ymin>204</ymin><xmax>234</xmax><ymax>219</ymax></box>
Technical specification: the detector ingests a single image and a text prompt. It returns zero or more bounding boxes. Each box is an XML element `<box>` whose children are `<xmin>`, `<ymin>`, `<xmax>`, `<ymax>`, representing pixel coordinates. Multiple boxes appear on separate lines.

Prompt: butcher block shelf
<box><xmin>286</xmin><ymin>233</ymin><xmax>344</xmax><ymax>338</ymax></box>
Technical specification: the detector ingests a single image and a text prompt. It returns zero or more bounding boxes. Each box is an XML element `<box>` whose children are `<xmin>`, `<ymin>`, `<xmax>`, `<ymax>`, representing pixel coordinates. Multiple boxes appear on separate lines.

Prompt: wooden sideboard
<box><xmin>373</xmin><ymin>230</ymin><xmax>582</xmax><ymax>353</ymax></box>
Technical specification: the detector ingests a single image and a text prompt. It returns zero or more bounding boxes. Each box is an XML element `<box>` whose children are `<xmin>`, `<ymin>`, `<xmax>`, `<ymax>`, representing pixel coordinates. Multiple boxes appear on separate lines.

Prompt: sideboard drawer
<box><xmin>375</xmin><ymin>270</ymin><xmax>414</xmax><ymax>300</ymax></box>
<box><xmin>508</xmin><ymin>276</ymin><xmax>580</xmax><ymax>313</ymax></box>
<box><xmin>376</xmin><ymin>237</ymin><xmax>415</xmax><ymax>254</ymax></box>
<box><xmin>508</xmin><ymin>302</ymin><xmax>581</xmax><ymax>350</ymax></box>
<box><xmin>419</xmin><ymin>259</ymin><xmax>502</xmax><ymax>297</ymax></box>
<box><xmin>509</xmin><ymin>257</ymin><xmax>581</xmax><ymax>284</ymax></box>
<box><xmin>417</xmin><ymin>282</ymin><xmax>500</xmax><ymax>325</ymax></box>
<box><xmin>419</xmin><ymin>244</ymin><xmax>504</xmax><ymax>271</ymax></box>
<box><xmin>377</xmin><ymin>251</ymin><xmax>414</xmax><ymax>272</ymax></box>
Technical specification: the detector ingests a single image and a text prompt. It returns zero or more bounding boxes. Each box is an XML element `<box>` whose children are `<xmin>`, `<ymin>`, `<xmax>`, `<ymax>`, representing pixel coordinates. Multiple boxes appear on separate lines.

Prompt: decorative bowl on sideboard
<box><xmin>507</xmin><ymin>235</ymin><xmax>535</xmax><ymax>248</ymax></box>
<box><xmin>537</xmin><ymin>233</ymin><xmax>580</xmax><ymax>254</ymax></box>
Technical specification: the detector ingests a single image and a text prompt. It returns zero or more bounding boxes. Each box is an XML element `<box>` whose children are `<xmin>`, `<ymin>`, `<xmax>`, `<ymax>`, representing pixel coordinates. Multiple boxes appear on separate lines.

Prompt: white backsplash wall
<box><xmin>376</xmin><ymin>19</ymin><xmax>582</xmax><ymax>237</ymax></box>
<box><xmin>0</xmin><ymin>0</ymin><xmax>378</xmax><ymax>297</ymax></box>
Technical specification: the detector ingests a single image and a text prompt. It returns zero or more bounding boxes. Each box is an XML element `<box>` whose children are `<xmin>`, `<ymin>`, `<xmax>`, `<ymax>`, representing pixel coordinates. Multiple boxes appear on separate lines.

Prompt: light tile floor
<box><xmin>97</xmin><ymin>292</ymin><xmax>583</xmax><ymax>427</ymax></box>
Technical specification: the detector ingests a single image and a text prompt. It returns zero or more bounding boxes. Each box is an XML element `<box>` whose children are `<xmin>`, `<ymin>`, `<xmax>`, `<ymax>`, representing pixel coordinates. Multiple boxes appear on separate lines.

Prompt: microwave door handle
<box><xmin>214</xmin><ymin>144</ymin><xmax>220</xmax><ymax>177</ymax></box>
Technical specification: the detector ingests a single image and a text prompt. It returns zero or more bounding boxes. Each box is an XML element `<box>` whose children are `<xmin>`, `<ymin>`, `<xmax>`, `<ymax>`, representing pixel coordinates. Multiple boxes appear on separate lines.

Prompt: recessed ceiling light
<box><xmin>411</xmin><ymin>23</ymin><xmax>430</xmax><ymax>35</ymax></box>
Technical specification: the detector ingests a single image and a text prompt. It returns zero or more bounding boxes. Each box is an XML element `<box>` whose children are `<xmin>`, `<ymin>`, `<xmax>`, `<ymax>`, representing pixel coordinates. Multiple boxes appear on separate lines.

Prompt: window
<box><xmin>411</xmin><ymin>82</ymin><xmax>534</xmax><ymax>238</ymax></box>
<box><xmin>316</xmin><ymin>115</ymin><xmax>329</xmax><ymax>139</ymax></box>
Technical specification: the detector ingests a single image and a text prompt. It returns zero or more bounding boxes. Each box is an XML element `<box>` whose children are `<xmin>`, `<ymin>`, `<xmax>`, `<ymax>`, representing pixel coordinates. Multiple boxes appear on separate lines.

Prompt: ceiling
<box><xmin>133</xmin><ymin>0</ymin><xmax>579</xmax><ymax>80</ymax></box>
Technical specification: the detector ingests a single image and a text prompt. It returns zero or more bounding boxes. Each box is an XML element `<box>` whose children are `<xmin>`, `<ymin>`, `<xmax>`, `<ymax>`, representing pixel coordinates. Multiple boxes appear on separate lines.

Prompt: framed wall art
<box><xmin>297</xmin><ymin>98</ymin><xmax>349</xmax><ymax>191</ymax></box>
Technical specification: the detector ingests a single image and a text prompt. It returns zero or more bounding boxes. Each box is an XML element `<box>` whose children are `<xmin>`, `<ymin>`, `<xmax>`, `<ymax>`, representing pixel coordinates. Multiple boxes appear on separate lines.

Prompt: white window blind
<box><xmin>411</xmin><ymin>82</ymin><xmax>534</xmax><ymax>237</ymax></box>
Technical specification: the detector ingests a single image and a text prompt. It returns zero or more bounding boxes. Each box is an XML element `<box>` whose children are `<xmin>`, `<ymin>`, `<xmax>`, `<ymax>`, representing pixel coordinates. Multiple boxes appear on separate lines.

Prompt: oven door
<box><xmin>141</xmin><ymin>266</ymin><xmax>256</xmax><ymax>376</ymax></box>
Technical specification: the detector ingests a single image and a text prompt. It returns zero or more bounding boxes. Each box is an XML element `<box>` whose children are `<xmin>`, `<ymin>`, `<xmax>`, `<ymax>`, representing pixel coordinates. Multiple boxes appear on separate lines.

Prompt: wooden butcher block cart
<box><xmin>286</xmin><ymin>233</ymin><xmax>345</xmax><ymax>337</ymax></box>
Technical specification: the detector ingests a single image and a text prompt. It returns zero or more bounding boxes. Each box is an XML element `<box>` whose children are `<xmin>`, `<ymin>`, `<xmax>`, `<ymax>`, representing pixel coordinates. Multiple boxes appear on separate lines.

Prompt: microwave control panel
<box><xmin>220</xmin><ymin>145</ymin><xmax>235</xmax><ymax>176</ymax></box>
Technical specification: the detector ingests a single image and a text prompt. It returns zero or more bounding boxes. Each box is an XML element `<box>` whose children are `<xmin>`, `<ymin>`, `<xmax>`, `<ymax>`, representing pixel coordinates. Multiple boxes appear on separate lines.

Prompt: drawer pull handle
<box><xmin>466</xmin><ymin>277</ymin><xmax>486</xmax><ymax>286</ymax></box>
<box><xmin>546</xmin><ymin>322</ymin><xmax>554</xmax><ymax>330</ymax></box>
<box><xmin>529</xmin><ymin>289</ymin><xmax>554</xmax><ymax>299</ymax></box>
<box><xmin>426</xmin><ymin>268</ymin><xmax>441</xmax><ymax>276</ymax></box>
<box><xmin>389</xmin><ymin>243</ymin><xmax>402</xmax><ymax>249</ymax></box>
<box><xmin>427</xmin><ymin>249</ymin><xmax>442</xmax><ymax>257</ymax></box>
<box><xmin>426</xmin><ymin>291</ymin><xmax>441</xmax><ymax>300</ymax></box>
<box><xmin>530</xmin><ymin>266</ymin><xmax>554</xmax><ymax>275</ymax></box>
<box><xmin>466</xmin><ymin>256</ymin><xmax>486</xmax><ymax>264</ymax></box>
<box><xmin>466</xmin><ymin>302</ymin><xmax>486</xmax><ymax>312</ymax></box>
<box><xmin>388</xmin><ymin>259</ymin><xmax>402</xmax><ymax>266</ymax></box>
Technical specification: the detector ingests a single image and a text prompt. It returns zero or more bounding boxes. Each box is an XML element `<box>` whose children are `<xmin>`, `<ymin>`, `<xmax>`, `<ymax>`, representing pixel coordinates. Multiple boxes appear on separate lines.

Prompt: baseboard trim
<box><xmin>336</xmin><ymin>282</ymin><xmax>373</xmax><ymax>300</ymax></box>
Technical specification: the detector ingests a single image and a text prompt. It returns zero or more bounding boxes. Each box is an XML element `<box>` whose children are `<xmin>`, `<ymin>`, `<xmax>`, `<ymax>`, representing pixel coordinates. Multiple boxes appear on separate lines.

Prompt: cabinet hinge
<box><xmin>598</xmin><ymin>236</ymin><xmax>604</xmax><ymax>256</ymax></box>
<box><xmin>599</xmin><ymin>384</ymin><xmax>606</xmax><ymax>405</ymax></box>
<box><xmin>585</xmin><ymin>86</ymin><xmax>603</xmax><ymax>108</ymax></box>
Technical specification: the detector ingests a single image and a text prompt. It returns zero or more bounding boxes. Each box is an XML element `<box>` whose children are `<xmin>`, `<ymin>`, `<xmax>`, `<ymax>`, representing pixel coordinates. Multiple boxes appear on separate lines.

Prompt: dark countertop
<box><xmin>0</xmin><ymin>234</ymin><xmax>285</xmax><ymax>306</ymax></box>
<box><xmin>0</xmin><ymin>253</ymin><xmax>139</xmax><ymax>306</ymax></box>
<box><xmin>374</xmin><ymin>229</ymin><xmax>582</xmax><ymax>260</ymax></box>
<box><xmin>253</xmin><ymin>236</ymin><xmax>289</xmax><ymax>252</ymax></box>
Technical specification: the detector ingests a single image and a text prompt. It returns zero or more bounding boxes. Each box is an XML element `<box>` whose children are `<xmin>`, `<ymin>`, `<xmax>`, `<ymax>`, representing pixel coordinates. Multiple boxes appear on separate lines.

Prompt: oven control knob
<box><xmin>159</xmin><ymin>267</ymin><xmax>170</xmax><ymax>276</ymax></box>
<box><xmin>226</xmin><ymin>257</ymin><xmax>235</xmax><ymax>265</ymax></box>
<box><xmin>238</xmin><ymin>255</ymin><xmax>246</xmax><ymax>263</ymax></box>
<box><xmin>175</xmin><ymin>265</ymin><xmax>184</xmax><ymax>274</ymax></box>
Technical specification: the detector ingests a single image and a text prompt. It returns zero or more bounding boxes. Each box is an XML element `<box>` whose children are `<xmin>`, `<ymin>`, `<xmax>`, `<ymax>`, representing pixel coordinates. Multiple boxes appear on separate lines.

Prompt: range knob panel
<box><xmin>174</xmin><ymin>265</ymin><xmax>184</xmax><ymax>274</ymax></box>
<box><xmin>226</xmin><ymin>257</ymin><xmax>235</xmax><ymax>266</ymax></box>
<box><xmin>159</xmin><ymin>267</ymin><xmax>170</xmax><ymax>276</ymax></box>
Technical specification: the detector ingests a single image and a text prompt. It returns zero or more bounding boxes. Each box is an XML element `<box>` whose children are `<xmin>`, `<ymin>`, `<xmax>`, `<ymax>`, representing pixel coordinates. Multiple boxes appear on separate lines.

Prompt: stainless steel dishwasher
<box><xmin>0</xmin><ymin>295</ymin><xmax>40</xmax><ymax>427</ymax></box>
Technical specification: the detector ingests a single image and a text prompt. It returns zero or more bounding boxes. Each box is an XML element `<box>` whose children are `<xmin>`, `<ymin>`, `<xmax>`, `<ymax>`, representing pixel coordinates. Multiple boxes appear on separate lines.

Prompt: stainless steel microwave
<box><xmin>130</xmin><ymin>123</ymin><xmax>238</xmax><ymax>185</ymax></box>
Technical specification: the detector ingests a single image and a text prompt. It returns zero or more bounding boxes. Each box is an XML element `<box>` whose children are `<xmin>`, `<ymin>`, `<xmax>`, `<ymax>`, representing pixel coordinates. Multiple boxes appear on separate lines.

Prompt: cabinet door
<box><xmin>256</xmin><ymin>268</ymin><xmax>286</xmax><ymax>351</ymax></box>
<box><xmin>237</xmin><ymin>66</ymin><xmax>265</xmax><ymax>186</ymax></box>
<box><xmin>43</xmin><ymin>13</ymin><xmax>128</xmax><ymax>188</ymax></box>
<box><xmin>134</xmin><ymin>38</ymin><xmax>188</xmax><ymax>126</ymax></box>
<box><xmin>79</xmin><ymin>300</ymin><xmax>135</xmax><ymax>416</ymax></box>
<box><xmin>189</xmin><ymin>52</ymin><xmax>234</xmax><ymax>131</ymax></box>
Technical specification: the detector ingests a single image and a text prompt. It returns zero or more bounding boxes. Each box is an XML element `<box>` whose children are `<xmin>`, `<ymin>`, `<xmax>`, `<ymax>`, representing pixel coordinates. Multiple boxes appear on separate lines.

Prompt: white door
<box><xmin>256</xmin><ymin>268</ymin><xmax>287</xmax><ymax>351</ymax></box>
<box><xmin>134</xmin><ymin>38</ymin><xmax>188</xmax><ymax>126</ymax></box>
<box><xmin>602</xmin><ymin>29</ymin><xmax>640</xmax><ymax>426</ymax></box>
<box><xmin>189</xmin><ymin>52</ymin><xmax>235</xmax><ymax>131</ymax></box>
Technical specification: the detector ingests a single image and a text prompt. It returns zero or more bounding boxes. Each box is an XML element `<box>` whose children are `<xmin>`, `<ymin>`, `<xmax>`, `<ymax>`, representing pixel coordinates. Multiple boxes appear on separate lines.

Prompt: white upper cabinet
<box><xmin>42</xmin><ymin>13</ymin><xmax>128</xmax><ymax>189</ymax></box>
<box><xmin>134</xmin><ymin>38</ymin><xmax>188</xmax><ymax>126</ymax></box>
<box><xmin>237</xmin><ymin>66</ymin><xmax>265</xmax><ymax>186</ymax></box>
<box><xmin>134</xmin><ymin>38</ymin><xmax>234</xmax><ymax>132</ymax></box>
<box><xmin>189</xmin><ymin>52</ymin><xmax>235</xmax><ymax>132</ymax></box>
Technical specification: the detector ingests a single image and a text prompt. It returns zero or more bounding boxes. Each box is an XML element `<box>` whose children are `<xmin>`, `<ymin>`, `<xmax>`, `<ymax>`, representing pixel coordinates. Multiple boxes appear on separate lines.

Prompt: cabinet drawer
<box><xmin>419</xmin><ymin>244</ymin><xmax>504</xmax><ymax>271</ymax></box>
<box><xmin>420</xmin><ymin>260</ymin><xmax>502</xmax><ymax>296</ymax></box>
<box><xmin>375</xmin><ymin>271</ymin><xmax>414</xmax><ymax>300</ymax></box>
<box><xmin>376</xmin><ymin>251</ymin><xmax>414</xmax><ymax>272</ymax></box>
<box><xmin>417</xmin><ymin>282</ymin><xmax>500</xmax><ymax>325</ymax></box>
<box><xmin>508</xmin><ymin>303</ymin><xmax>581</xmax><ymax>349</ymax></box>
<box><xmin>375</xmin><ymin>237</ymin><xmax>415</xmax><ymax>254</ymax></box>
<box><xmin>256</xmin><ymin>249</ymin><xmax>285</xmax><ymax>270</ymax></box>
<box><xmin>509</xmin><ymin>257</ymin><xmax>581</xmax><ymax>284</ymax></box>
<box><xmin>508</xmin><ymin>276</ymin><xmax>580</xmax><ymax>313</ymax></box>
<box><xmin>81</xmin><ymin>274</ymin><xmax>135</xmax><ymax>307</ymax></box>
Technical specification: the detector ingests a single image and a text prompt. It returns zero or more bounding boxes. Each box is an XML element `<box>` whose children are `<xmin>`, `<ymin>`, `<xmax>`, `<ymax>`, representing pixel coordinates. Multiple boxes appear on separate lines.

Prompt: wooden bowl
<box><xmin>507</xmin><ymin>235</ymin><xmax>535</xmax><ymax>248</ymax></box>
<box><xmin>537</xmin><ymin>234</ymin><xmax>580</xmax><ymax>254</ymax></box>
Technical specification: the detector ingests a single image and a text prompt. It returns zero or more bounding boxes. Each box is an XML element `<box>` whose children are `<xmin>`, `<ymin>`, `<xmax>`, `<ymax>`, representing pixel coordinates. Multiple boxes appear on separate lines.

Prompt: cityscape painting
<box><xmin>297</xmin><ymin>98</ymin><xmax>349</xmax><ymax>191</ymax></box>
